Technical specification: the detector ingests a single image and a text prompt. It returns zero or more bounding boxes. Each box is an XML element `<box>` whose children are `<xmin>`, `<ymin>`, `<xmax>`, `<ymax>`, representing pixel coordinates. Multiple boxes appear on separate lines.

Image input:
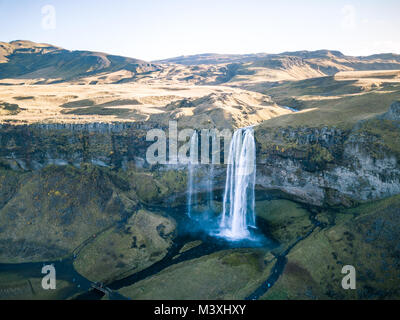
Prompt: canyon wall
<box><xmin>0</xmin><ymin>102</ymin><xmax>399</xmax><ymax>209</ymax></box>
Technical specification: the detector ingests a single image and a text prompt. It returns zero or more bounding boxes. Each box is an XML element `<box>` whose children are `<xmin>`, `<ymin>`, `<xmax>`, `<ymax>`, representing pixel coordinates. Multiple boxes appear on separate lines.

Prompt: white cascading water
<box><xmin>208</xmin><ymin>131</ymin><xmax>217</xmax><ymax>212</ymax></box>
<box><xmin>219</xmin><ymin>126</ymin><xmax>256</xmax><ymax>240</ymax></box>
<box><xmin>187</xmin><ymin>131</ymin><xmax>198</xmax><ymax>218</ymax></box>
<box><xmin>208</xmin><ymin>163</ymin><xmax>214</xmax><ymax>211</ymax></box>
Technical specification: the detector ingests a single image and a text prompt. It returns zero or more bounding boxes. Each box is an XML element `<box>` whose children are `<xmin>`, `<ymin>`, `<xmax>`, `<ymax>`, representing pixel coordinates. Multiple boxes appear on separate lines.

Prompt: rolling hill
<box><xmin>0</xmin><ymin>40</ymin><xmax>159</xmax><ymax>83</ymax></box>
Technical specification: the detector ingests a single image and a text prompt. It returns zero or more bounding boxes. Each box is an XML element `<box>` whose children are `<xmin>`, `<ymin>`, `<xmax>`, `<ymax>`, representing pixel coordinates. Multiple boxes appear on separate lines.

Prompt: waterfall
<box><xmin>219</xmin><ymin>126</ymin><xmax>256</xmax><ymax>240</ymax></box>
<box><xmin>208</xmin><ymin>131</ymin><xmax>217</xmax><ymax>212</ymax></box>
<box><xmin>208</xmin><ymin>163</ymin><xmax>214</xmax><ymax>211</ymax></box>
<box><xmin>187</xmin><ymin>131</ymin><xmax>198</xmax><ymax>218</ymax></box>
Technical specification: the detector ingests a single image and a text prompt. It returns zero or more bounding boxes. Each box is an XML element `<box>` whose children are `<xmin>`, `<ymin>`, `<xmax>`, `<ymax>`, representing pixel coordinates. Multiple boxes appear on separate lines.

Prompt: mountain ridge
<box><xmin>1</xmin><ymin>40</ymin><xmax>400</xmax><ymax>86</ymax></box>
<box><xmin>0</xmin><ymin>40</ymin><xmax>159</xmax><ymax>82</ymax></box>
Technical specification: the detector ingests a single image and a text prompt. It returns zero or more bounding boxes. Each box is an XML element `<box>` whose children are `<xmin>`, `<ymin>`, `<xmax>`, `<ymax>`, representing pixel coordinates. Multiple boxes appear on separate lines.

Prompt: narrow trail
<box><xmin>71</xmin><ymin>223</ymin><xmax>116</xmax><ymax>258</ymax></box>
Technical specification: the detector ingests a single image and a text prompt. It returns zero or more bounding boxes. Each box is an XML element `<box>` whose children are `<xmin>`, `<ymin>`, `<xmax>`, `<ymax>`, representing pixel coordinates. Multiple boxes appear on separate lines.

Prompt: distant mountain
<box><xmin>154</xmin><ymin>53</ymin><xmax>270</xmax><ymax>65</ymax></box>
<box><xmin>1</xmin><ymin>40</ymin><xmax>400</xmax><ymax>85</ymax></box>
<box><xmin>154</xmin><ymin>50</ymin><xmax>350</xmax><ymax>65</ymax></box>
<box><xmin>0</xmin><ymin>40</ymin><xmax>159</xmax><ymax>81</ymax></box>
<box><xmin>279</xmin><ymin>50</ymin><xmax>346</xmax><ymax>59</ymax></box>
<box><xmin>155</xmin><ymin>50</ymin><xmax>400</xmax><ymax>76</ymax></box>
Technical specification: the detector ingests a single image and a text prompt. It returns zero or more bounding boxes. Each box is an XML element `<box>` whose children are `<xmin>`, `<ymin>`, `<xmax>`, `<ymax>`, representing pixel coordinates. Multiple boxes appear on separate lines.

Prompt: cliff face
<box><xmin>255</xmin><ymin>116</ymin><xmax>400</xmax><ymax>207</ymax></box>
<box><xmin>0</xmin><ymin>122</ymin><xmax>157</xmax><ymax>171</ymax></box>
<box><xmin>1</xmin><ymin>106</ymin><xmax>398</xmax><ymax>209</ymax></box>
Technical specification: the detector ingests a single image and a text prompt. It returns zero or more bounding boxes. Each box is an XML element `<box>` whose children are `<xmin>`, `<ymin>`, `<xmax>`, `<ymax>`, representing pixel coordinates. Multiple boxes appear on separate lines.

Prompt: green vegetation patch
<box><xmin>0</xmin><ymin>165</ymin><xmax>138</xmax><ymax>263</ymax></box>
<box><xmin>118</xmin><ymin>248</ymin><xmax>275</xmax><ymax>300</ymax></box>
<box><xmin>262</xmin><ymin>194</ymin><xmax>400</xmax><ymax>300</ymax></box>
<box><xmin>73</xmin><ymin>209</ymin><xmax>176</xmax><ymax>283</ymax></box>
<box><xmin>256</xmin><ymin>199</ymin><xmax>313</xmax><ymax>253</ymax></box>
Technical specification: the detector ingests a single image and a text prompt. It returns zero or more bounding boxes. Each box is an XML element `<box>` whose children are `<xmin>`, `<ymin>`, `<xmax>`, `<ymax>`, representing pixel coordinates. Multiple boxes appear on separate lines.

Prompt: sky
<box><xmin>0</xmin><ymin>0</ymin><xmax>399</xmax><ymax>61</ymax></box>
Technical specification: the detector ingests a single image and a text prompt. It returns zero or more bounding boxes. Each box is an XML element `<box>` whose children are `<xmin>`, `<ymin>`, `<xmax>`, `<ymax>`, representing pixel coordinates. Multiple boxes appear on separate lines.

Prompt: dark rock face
<box><xmin>0</xmin><ymin>122</ymin><xmax>162</xmax><ymax>171</ymax></box>
<box><xmin>380</xmin><ymin>101</ymin><xmax>400</xmax><ymax>121</ymax></box>
<box><xmin>0</xmin><ymin>106</ymin><xmax>399</xmax><ymax>209</ymax></box>
<box><xmin>255</xmin><ymin>116</ymin><xmax>400</xmax><ymax>207</ymax></box>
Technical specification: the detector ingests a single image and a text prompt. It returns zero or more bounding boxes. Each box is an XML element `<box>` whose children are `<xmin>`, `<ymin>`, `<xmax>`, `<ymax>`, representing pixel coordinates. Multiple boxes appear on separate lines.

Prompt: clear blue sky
<box><xmin>1</xmin><ymin>0</ymin><xmax>399</xmax><ymax>61</ymax></box>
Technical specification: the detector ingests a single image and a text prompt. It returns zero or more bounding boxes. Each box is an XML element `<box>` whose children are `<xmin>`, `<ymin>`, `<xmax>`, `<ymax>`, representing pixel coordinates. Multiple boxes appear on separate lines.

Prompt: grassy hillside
<box><xmin>253</xmin><ymin>70</ymin><xmax>400</xmax><ymax>128</ymax></box>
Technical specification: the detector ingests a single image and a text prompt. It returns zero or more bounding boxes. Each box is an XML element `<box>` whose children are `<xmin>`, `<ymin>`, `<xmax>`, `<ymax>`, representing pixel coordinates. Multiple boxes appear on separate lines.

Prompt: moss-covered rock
<box><xmin>0</xmin><ymin>165</ymin><xmax>138</xmax><ymax>263</ymax></box>
<box><xmin>255</xmin><ymin>113</ymin><xmax>400</xmax><ymax>206</ymax></box>
<box><xmin>255</xmin><ymin>199</ymin><xmax>314</xmax><ymax>253</ymax></box>
<box><xmin>0</xmin><ymin>167</ymin><xmax>22</xmax><ymax>210</ymax></box>
<box><xmin>379</xmin><ymin>101</ymin><xmax>400</xmax><ymax>121</ymax></box>
<box><xmin>73</xmin><ymin>209</ymin><xmax>176</xmax><ymax>283</ymax></box>
<box><xmin>122</xmin><ymin>168</ymin><xmax>188</xmax><ymax>206</ymax></box>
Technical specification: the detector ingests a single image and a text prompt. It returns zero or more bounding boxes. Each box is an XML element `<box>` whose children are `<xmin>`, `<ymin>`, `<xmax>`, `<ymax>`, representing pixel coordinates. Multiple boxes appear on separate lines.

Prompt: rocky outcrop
<box><xmin>0</xmin><ymin>122</ymin><xmax>161</xmax><ymax>171</ymax></box>
<box><xmin>255</xmin><ymin>114</ymin><xmax>400</xmax><ymax>207</ymax></box>
<box><xmin>73</xmin><ymin>209</ymin><xmax>176</xmax><ymax>283</ymax></box>
<box><xmin>379</xmin><ymin>101</ymin><xmax>400</xmax><ymax>121</ymax></box>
